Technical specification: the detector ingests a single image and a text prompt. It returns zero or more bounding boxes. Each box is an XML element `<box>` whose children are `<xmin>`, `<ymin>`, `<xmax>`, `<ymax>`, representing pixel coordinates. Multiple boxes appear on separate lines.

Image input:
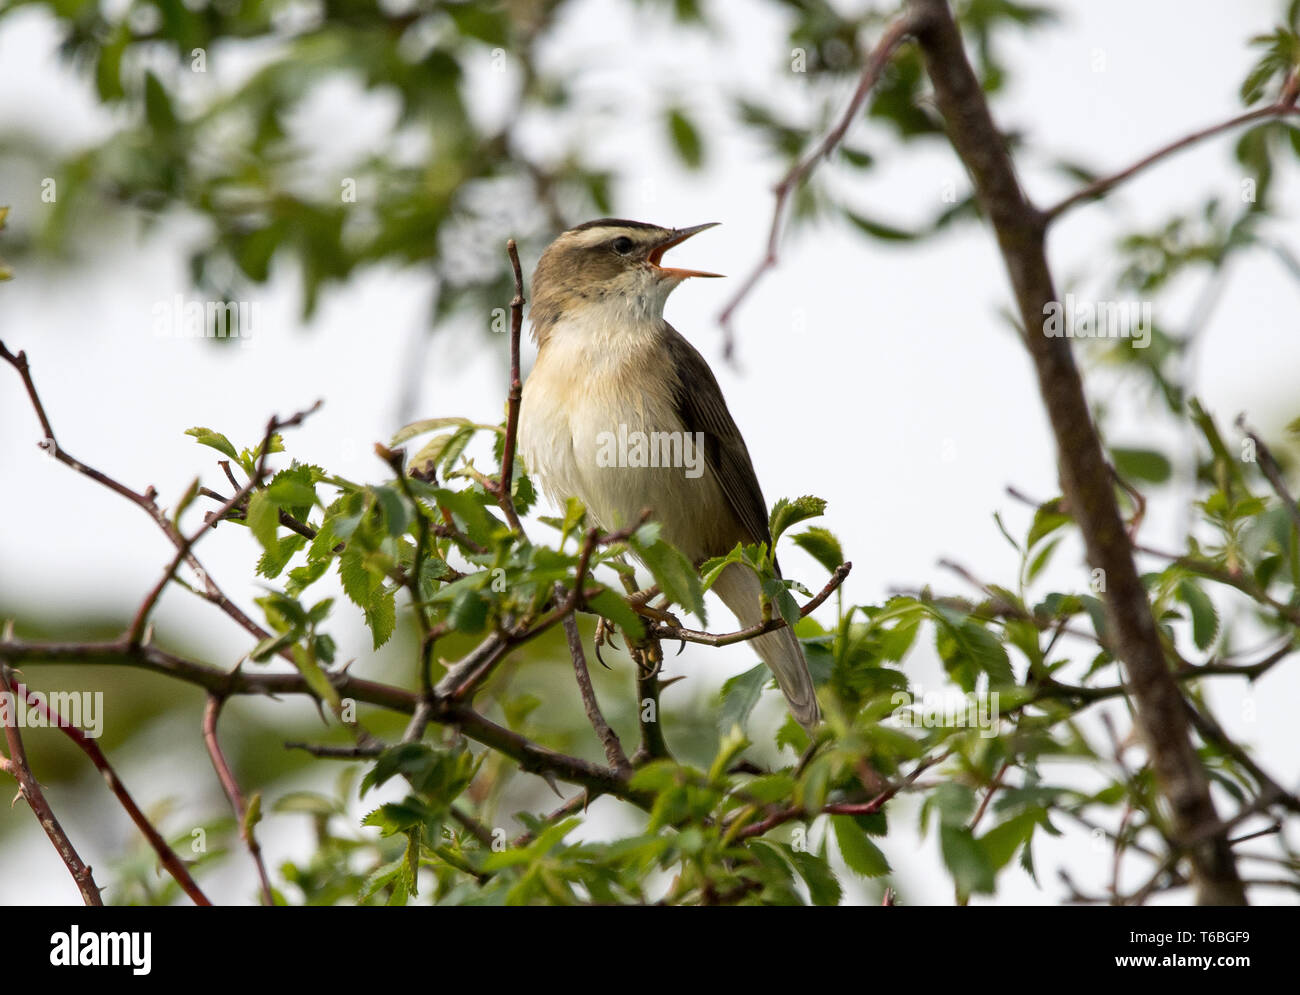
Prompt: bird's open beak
<box><xmin>648</xmin><ymin>222</ymin><xmax>724</xmax><ymax>279</ymax></box>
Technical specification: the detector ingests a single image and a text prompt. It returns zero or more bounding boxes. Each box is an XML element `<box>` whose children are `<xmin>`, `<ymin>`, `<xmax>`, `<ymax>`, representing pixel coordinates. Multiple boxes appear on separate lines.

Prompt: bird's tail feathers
<box><xmin>710</xmin><ymin>564</ymin><xmax>821</xmax><ymax>731</ymax></box>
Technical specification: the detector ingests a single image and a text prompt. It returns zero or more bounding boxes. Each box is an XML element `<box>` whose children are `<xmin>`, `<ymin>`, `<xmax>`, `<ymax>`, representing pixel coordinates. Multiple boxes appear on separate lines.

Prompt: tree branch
<box><xmin>907</xmin><ymin>0</ymin><xmax>1244</xmax><ymax>904</ymax></box>
<box><xmin>202</xmin><ymin>695</ymin><xmax>275</xmax><ymax>905</ymax></box>
<box><xmin>14</xmin><ymin>678</ymin><xmax>211</xmax><ymax>906</ymax></box>
<box><xmin>1044</xmin><ymin>102</ymin><xmax>1300</xmax><ymax>223</ymax></box>
<box><xmin>650</xmin><ymin>561</ymin><xmax>851</xmax><ymax>646</ymax></box>
<box><xmin>490</xmin><ymin>238</ymin><xmax>526</xmax><ymax>534</ymax></box>
<box><xmin>0</xmin><ymin>662</ymin><xmax>102</xmax><ymax>905</ymax></box>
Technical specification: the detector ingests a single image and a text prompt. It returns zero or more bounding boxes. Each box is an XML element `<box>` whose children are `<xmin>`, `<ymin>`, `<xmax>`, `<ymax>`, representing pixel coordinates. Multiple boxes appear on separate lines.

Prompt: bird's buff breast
<box><xmin>519</xmin><ymin>326</ymin><xmax>728</xmax><ymax>561</ymax></box>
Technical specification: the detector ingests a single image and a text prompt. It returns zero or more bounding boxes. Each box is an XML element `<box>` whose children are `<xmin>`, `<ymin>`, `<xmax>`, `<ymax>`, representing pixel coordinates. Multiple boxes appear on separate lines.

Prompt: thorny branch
<box><xmin>0</xmin><ymin>662</ymin><xmax>103</xmax><ymax>906</ymax></box>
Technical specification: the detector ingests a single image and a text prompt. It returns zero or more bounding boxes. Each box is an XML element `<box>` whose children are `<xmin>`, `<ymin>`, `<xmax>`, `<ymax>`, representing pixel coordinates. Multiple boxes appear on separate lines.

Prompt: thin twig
<box><xmin>735</xmin><ymin>750</ymin><xmax>948</xmax><ymax>841</ymax></box>
<box><xmin>15</xmin><ymin>680</ymin><xmax>211</xmax><ymax>906</ymax></box>
<box><xmin>1044</xmin><ymin>102</ymin><xmax>1300</xmax><ymax>223</ymax></box>
<box><xmin>493</xmin><ymin>238</ymin><xmax>526</xmax><ymax>534</ymax></box>
<box><xmin>0</xmin><ymin>662</ymin><xmax>102</xmax><ymax>905</ymax></box>
<box><xmin>562</xmin><ymin>607</ymin><xmax>630</xmax><ymax>772</ymax></box>
<box><xmin>1237</xmin><ymin>415</ymin><xmax>1300</xmax><ymax>535</ymax></box>
<box><xmin>717</xmin><ymin>14</ymin><xmax>921</xmax><ymax>358</ymax></box>
<box><xmin>126</xmin><ymin>402</ymin><xmax>320</xmax><ymax>646</ymax></box>
<box><xmin>202</xmin><ymin>695</ymin><xmax>275</xmax><ymax>905</ymax></box>
<box><xmin>651</xmin><ymin>561</ymin><xmax>851</xmax><ymax>646</ymax></box>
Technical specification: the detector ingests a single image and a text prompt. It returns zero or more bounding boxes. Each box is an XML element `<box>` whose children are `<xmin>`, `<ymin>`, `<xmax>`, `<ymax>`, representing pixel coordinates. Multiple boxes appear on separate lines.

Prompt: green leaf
<box><xmin>585</xmin><ymin>588</ymin><xmax>646</xmax><ymax>641</ymax></box>
<box><xmin>844</xmin><ymin>210</ymin><xmax>918</xmax><ymax>242</ymax></box>
<box><xmin>266</xmin><ymin>469</ymin><xmax>318</xmax><ymax>510</ymax></box>
<box><xmin>391</xmin><ymin>417</ymin><xmax>500</xmax><ymax>446</ymax></box>
<box><xmin>979</xmin><ymin>810</ymin><xmax>1039</xmax><ymax>872</ymax></box>
<box><xmin>185</xmin><ymin>427</ymin><xmax>239</xmax><ymax>461</ymax></box>
<box><xmin>448</xmin><ymin>587</ymin><xmax>489</xmax><ymax>634</ymax></box>
<box><xmin>792</xmin><ymin>527</ymin><xmax>844</xmax><ymax>572</ymax></box>
<box><xmin>373</xmin><ymin>485</ymin><xmax>410</xmax><ymax>537</ymax></box>
<box><xmin>932</xmin><ymin>608</ymin><xmax>1014</xmax><ymax>687</ymax></box>
<box><xmin>630</xmin><ymin>535</ymin><xmax>706</xmax><ymax>623</ymax></box>
<box><xmin>1111</xmin><ymin>447</ymin><xmax>1172</xmax><ymax>485</ymax></box>
<box><xmin>940</xmin><ymin>824</ymin><xmax>996</xmax><ymax>895</ymax></box>
<box><xmin>292</xmin><ymin>648</ymin><xmax>341</xmax><ymax>713</ymax></box>
<box><xmin>832</xmin><ymin>815</ymin><xmax>891</xmax><ymax>877</ymax></box>
<box><xmin>143</xmin><ymin>71</ymin><xmax>178</xmax><ymax>135</ymax></box>
<box><xmin>931</xmin><ymin>782</ymin><xmax>977</xmax><ymax>828</ymax></box>
<box><xmin>250</xmin><ymin>630</ymin><xmax>295</xmax><ymax>663</ymax></box>
<box><xmin>769</xmin><ymin>495</ymin><xmax>827</xmax><ymax>545</ymax></box>
<box><xmin>788</xmin><ymin>848</ymin><xmax>842</xmax><ymax>906</ymax></box>
<box><xmin>762</xmin><ymin>577</ymin><xmax>802</xmax><ymax>629</ymax></box>
<box><xmin>257</xmin><ymin>533</ymin><xmax>307</xmax><ymax>579</ymax></box>
<box><xmin>666</xmin><ymin>107</ymin><xmax>704</xmax><ymax>169</ymax></box>
<box><xmin>1177</xmin><ymin>579</ymin><xmax>1220</xmax><ymax>651</ymax></box>
<box><xmin>245</xmin><ymin>489</ymin><xmax>280</xmax><ymax>550</ymax></box>
<box><xmin>1026</xmin><ymin>536</ymin><xmax>1061</xmax><ymax>584</ymax></box>
<box><xmin>1026</xmin><ymin>498</ymin><xmax>1069</xmax><ymax>549</ymax></box>
<box><xmin>339</xmin><ymin>548</ymin><xmax>378</xmax><ymax>608</ymax></box>
<box><xmin>717</xmin><ymin>663</ymin><xmax>768</xmax><ymax>737</ymax></box>
<box><xmin>365</xmin><ymin>587</ymin><xmax>397</xmax><ymax>649</ymax></box>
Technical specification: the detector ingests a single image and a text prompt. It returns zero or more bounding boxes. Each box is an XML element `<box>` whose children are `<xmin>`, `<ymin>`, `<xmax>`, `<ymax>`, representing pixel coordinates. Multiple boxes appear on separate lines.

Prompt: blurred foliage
<box><xmin>0</xmin><ymin>0</ymin><xmax>1069</xmax><ymax>328</ymax></box>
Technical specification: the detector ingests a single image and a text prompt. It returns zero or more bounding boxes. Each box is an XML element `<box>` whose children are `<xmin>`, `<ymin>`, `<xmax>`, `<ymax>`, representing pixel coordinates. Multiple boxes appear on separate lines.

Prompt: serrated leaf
<box><xmin>788</xmin><ymin>848</ymin><xmax>842</xmax><ymax>906</ymax></box>
<box><xmin>339</xmin><ymin>548</ymin><xmax>377</xmax><ymax>608</ymax></box>
<box><xmin>257</xmin><ymin>533</ymin><xmax>307</xmax><ymax>579</ymax></box>
<box><xmin>365</xmin><ymin>587</ymin><xmax>397</xmax><ymax>649</ymax></box>
<box><xmin>266</xmin><ymin>469</ymin><xmax>317</xmax><ymax>510</ymax></box>
<box><xmin>630</xmin><ymin>535</ymin><xmax>706</xmax><ymax>622</ymax></box>
<box><xmin>770</xmin><ymin>495</ymin><xmax>827</xmax><ymax>545</ymax></box>
<box><xmin>979</xmin><ymin>810</ymin><xmax>1038</xmax><ymax>872</ymax></box>
<box><xmin>373</xmin><ymin>485</ymin><xmax>410</xmax><ymax>537</ymax></box>
<box><xmin>940</xmin><ymin>824</ymin><xmax>995</xmax><ymax>895</ymax></box>
<box><xmin>832</xmin><ymin>815</ymin><xmax>891</xmax><ymax>877</ymax></box>
<box><xmin>245</xmin><ymin>489</ymin><xmax>279</xmax><ymax>550</ymax></box>
<box><xmin>392</xmin><ymin>417</ymin><xmax>499</xmax><ymax>446</ymax></box>
<box><xmin>792</xmin><ymin>527</ymin><xmax>844</xmax><ymax>572</ymax></box>
<box><xmin>185</xmin><ymin>427</ymin><xmax>239</xmax><ymax>461</ymax></box>
<box><xmin>718</xmin><ymin>663</ymin><xmax>768</xmax><ymax>737</ymax></box>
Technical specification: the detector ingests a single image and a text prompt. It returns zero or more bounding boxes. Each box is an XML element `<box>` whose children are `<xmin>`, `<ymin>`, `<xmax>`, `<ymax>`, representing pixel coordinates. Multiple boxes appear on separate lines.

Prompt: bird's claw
<box><xmin>593</xmin><ymin>617</ymin><xmax>619</xmax><ymax>670</ymax></box>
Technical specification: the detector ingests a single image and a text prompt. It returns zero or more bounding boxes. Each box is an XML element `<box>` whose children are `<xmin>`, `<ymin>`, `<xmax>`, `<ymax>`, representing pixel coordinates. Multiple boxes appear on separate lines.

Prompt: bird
<box><xmin>517</xmin><ymin>218</ymin><xmax>821</xmax><ymax>730</ymax></box>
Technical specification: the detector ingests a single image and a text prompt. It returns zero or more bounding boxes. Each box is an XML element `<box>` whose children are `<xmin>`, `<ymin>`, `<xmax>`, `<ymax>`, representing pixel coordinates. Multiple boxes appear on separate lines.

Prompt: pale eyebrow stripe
<box><xmin>564</xmin><ymin>227</ymin><xmax>656</xmax><ymax>250</ymax></box>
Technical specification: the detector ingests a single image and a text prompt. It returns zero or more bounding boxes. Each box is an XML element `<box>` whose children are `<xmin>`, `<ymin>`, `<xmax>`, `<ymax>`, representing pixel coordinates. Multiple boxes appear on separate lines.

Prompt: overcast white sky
<box><xmin>1</xmin><ymin>0</ymin><xmax>1297</xmax><ymax>904</ymax></box>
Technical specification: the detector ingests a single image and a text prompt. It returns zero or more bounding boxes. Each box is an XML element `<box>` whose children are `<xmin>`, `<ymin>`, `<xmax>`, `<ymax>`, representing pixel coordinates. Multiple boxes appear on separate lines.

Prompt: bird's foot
<box><xmin>593</xmin><ymin>617</ymin><xmax>620</xmax><ymax>669</ymax></box>
<box><xmin>630</xmin><ymin>641</ymin><xmax>663</xmax><ymax>680</ymax></box>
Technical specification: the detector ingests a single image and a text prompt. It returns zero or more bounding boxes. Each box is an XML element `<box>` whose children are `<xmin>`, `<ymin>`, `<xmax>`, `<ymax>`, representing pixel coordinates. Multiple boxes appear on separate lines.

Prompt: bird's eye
<box><xmin>611</xmin><ymin>236</ymin><xmax>634</xmax><ymax>255</ymax></box>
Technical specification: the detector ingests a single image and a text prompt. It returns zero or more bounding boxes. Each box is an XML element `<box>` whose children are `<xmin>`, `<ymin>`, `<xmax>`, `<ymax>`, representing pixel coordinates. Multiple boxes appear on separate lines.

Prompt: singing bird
<box><xmin>518</xmin><ymin>219</ymin><xmax>820</xmax><ymax>730</ymax></box>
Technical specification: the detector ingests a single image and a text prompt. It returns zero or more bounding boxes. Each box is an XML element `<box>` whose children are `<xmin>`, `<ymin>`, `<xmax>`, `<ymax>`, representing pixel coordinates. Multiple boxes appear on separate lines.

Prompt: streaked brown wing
<box><xmin>662</xmin><ymin>323</ymin><xmax>772</xmax><ymax>551</ymax></box>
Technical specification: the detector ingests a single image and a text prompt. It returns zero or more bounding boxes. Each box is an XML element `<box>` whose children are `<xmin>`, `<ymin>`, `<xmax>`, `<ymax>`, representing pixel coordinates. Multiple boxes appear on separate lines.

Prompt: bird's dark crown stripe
<box><xmin>567</xmin><ymin>218</ymin><xmax>661</xmax><ymax>232</ymax></box>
